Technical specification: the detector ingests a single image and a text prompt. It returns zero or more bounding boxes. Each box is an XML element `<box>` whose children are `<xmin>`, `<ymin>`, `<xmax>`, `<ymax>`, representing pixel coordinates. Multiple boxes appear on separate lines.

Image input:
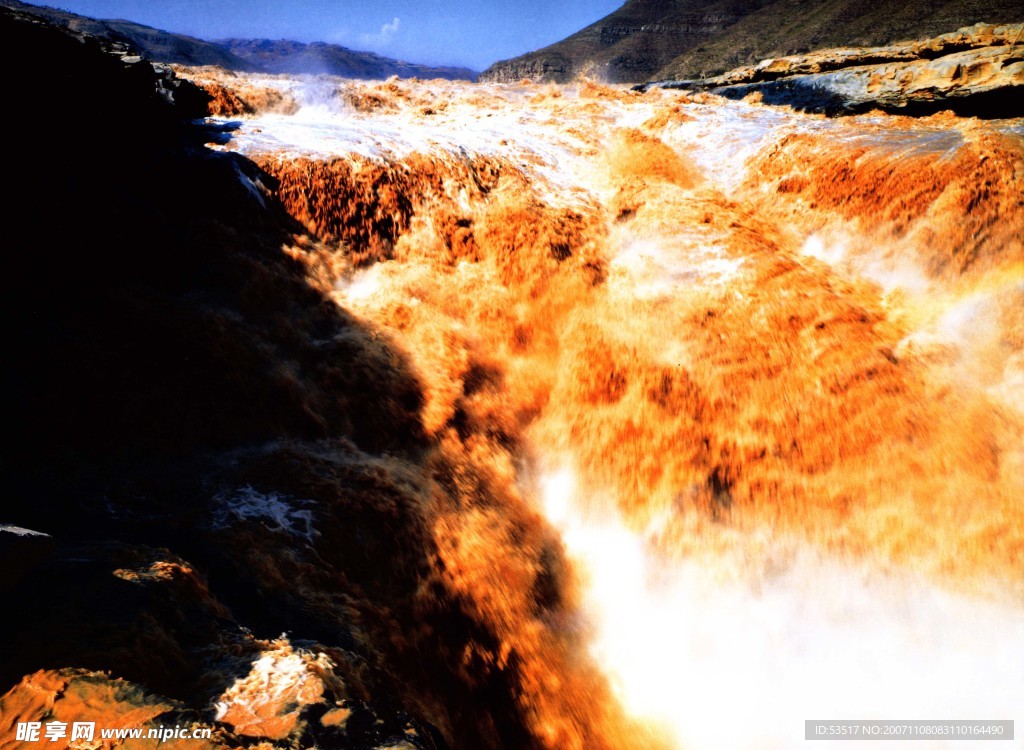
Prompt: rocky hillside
<box><xmin>1</xmin><ymin>0</ymin><xmax>477</xmax><ymax>80</ymax></box>
<box><xmin>481</xmin><ymin>0</ymin><xmax>1024</xmax><ymax>83</ymax></box>
<box><xmin>0</xmin><ymin>0</ymin><xmax>254</xmax><ymax>68</ymax></box>
<box><xmin>218</xmin><ymin>38</ymin><xmax>477</xmax><ymax>81</ymax></box>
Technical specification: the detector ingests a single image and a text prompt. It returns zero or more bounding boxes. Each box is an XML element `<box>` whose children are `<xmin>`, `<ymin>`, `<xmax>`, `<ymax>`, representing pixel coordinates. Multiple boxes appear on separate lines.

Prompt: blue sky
<box><xmin>46</xmin><ymin>0</ymin><xmax>623</xmax><ymax>70</ymax></box>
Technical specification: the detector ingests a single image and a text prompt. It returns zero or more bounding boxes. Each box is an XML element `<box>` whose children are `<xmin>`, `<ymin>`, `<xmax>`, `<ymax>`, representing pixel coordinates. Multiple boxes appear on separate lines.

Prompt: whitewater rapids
<box><xmin>190</xmin><ymin>70</ymin><xmax>1024</xmax><ymax>750</ymax></box>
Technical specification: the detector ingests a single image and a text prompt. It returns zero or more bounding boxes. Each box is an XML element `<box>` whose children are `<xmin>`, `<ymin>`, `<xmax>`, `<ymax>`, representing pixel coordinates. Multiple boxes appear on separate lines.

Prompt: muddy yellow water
<box><xmin>191</xmin><ymin>72</ymin><xmax>1024</xmax><ymax>749</ymax></box>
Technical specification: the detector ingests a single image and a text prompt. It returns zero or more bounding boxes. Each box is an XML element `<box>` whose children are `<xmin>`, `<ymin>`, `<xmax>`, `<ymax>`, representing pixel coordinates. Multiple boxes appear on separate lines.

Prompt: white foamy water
<box><xmin>211</xmin><ymin>77</ymin><xmax>982</xmax><ymax>212</ymax></box>
<box><xmin>800</xmin><ymin>232</ymin><xmax>935</xmax><ymax>295</ymax></box>
<box><xmin>213</xmin><ymin>81</ymin><xmax>607</xmax><ymax>205</ymax></box>
<box><xmin>540</xmin><ymin>469</ymin><xmax>1024</xmax><ymax>750</ymax></box>
<box><xmin>660</xmin><ymin>98</ymin><xmax>969</xmax><ymax>193</ymax></box>
<box><xmin>609</xmin><ymin>236</ymin><xmax>743</xmax><ymax>300</ymax></box>
<box><xmin>663</xmin><ymin>100</ymin><xmax>798</xmax><ymax>191</ymax></box>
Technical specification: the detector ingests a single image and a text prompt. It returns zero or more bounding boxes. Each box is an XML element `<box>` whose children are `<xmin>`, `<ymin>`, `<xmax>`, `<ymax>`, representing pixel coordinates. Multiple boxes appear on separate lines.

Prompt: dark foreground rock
<box><xmin>639</xmin><ymin>23</ymin><xmax>1024</xmax><ymax>117</ymax></box>
<box><xmin>0</xmin><ymin>7</ymin><xmax>577</xmax><ymax>750</ymax></box>
<box><xmin>0</xmin><ymin>526</ymin><xmax>54</xmax><ymax>590</ymax></box>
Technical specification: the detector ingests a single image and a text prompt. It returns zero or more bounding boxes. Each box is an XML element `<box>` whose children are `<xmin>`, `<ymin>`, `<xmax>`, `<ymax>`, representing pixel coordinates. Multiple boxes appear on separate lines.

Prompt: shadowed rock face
<box><xmin>480</xmin><ymin>0</ymin><xmax>1024</xmax><ymax>84</ymax></box>
<box><xmin>0</xmin><ymin>7</ymin><xmax>422</xmax><ymax>471</ymax></box>
<box><xmin>642</xmin><ymin>23</ymin><xmax>1024</xmax><ymax>117</ymax></box>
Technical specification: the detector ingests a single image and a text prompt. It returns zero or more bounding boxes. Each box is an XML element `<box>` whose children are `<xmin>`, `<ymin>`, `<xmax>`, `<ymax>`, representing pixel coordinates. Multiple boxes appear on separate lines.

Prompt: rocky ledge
<box><xmin>639</xmin><ymin>23</ymin><xmax>1024</xmax><ymax>117</ymax></box>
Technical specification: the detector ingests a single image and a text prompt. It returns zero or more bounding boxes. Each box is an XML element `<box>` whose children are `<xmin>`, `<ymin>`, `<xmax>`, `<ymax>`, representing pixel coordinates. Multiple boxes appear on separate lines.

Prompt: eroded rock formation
<box><xmin>642</xmin><ymin>22</ymin><xmax>1024</xmax><ymax>116</ymax></box>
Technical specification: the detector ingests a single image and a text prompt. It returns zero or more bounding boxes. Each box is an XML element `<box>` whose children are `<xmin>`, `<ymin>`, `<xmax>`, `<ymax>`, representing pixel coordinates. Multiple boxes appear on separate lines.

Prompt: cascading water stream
<box><xmin>201</xmin><ymin>72</ymin><xmax>1024</xmax><ymax>749</ymax></box>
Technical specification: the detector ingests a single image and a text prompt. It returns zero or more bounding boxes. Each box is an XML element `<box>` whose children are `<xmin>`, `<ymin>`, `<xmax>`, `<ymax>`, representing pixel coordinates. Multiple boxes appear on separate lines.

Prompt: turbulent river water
<box><xmin>190</xmin><ymin>71</ymin><xmax>1024</xmax><ymax>749</ymax></box>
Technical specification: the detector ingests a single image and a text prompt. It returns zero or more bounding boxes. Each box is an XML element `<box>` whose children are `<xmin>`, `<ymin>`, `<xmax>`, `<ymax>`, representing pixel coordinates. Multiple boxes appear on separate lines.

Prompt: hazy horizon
<box><xmin>40</xmin><ymin>0</ymin><xmax>623</xmax><ymax>70</ymax></box>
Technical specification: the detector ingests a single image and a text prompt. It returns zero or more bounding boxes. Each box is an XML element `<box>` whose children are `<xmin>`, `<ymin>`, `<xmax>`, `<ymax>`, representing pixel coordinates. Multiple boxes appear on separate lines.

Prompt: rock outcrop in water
<box><xmin>640</xmin><ymin>23</ymin><xmax>1024</xmax><ymax>117</ymax></box>
<box><xmin>480</xmin><ymin>0</ymin><xmax>1024</xmax><ymax>84</ymax></box>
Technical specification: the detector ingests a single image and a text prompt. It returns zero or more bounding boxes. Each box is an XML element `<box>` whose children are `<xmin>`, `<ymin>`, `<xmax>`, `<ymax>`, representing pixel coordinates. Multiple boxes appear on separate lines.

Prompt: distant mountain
<box><xmin>1</xmin><ymin>0</ymin><xmax>477</xmax><ymax>80</ymax></box>
<box><xmin>217</xmin><ymin>38</ymin><xmax>478</xmax><ymax>81</ymax></box>
<box><xmin>0</xmin><ymin>0</ymin><xmax>255</xmax><ymax>69</ymax></box>
<box><xmin>480</xmin><ymin>0</ymin><xmax>1024</xmax><ymax>84</ymax></box>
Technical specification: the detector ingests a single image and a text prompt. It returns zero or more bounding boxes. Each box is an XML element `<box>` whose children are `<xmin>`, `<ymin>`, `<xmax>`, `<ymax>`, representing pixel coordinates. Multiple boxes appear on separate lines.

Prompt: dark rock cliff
<box><xmin>0</xmin><ymin>8</ymin><xmax>542</xmax><ymax>749</ymax></box>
